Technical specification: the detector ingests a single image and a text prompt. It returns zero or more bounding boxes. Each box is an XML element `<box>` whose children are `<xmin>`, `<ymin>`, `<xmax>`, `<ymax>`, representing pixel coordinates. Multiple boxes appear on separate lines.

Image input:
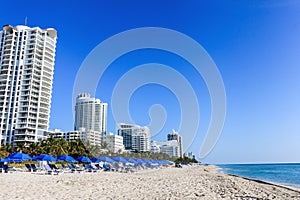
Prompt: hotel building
<box><xmin>117</xmin><ymin>123</ymin><xmax>150</xmax><ymax>152</ymax></box>
<box><xmin>47</xmin><ymin>128</ymin><xmax>102</xmax><ymax>146</ymax></box>
<box><xmin>0</xmin><ymin>25</ymin><xmax>57</xmax><ymax>146</ymax></box>
<box><xmin>102</xmin><ymin>132</ymin><xmax>124</xmax><ymax>153</ymax></box>
<box><xmin>151</xmin><ymin>140</ymin><xmax>180</xmax><ymax>158</ymax></box>
<box><xmin>167</xmin><ymin>130</ymin><xmax>183</xmax><ymax>157</ymax></box>
<box><xmin>74</xmin><ymin>93</ymin><xmax>107</xmax><ymax>135</ymax></box>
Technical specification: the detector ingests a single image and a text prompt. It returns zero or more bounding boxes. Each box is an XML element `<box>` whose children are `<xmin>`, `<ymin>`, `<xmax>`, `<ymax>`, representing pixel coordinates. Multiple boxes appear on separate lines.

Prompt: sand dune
<box><xmin>0</xmin><ymin>165</ymin><xmax>299</xmax><ymax>199</ymax></box>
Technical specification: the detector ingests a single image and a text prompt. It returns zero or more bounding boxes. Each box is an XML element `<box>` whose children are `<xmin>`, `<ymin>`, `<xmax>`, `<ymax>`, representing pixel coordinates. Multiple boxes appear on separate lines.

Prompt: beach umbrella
<box><xmin>7</xmin><ymin>152</ymin><xmax>32</xmax><ymax>162</ymax></box>
<box><xmin>97</xmin><ymin>156</ymin><xmax>114</xmax><ymax>163</ymax></box>
<box><xmin>133</xmin><ymin>158</ymin><xmax>144</xmax><ymax>164</ymax></box>
<box><xmin>91</xmin><ymin>157</ymin><xmax>98</xmax><ymax>163</ymax></box>
<box><xmin>125</xmin><ymin>158</ymin><xmax>138</xmax><ymax>164</ymax></box>
<box><xmin>77</xmin><ymin>156</ymin><xmax>92</xmax><ymax>163</ymax></box>
<box><xmin>57</xmin><ymin>155</ymin><xmax>77</xmax><ymax>163</ymax></box>
<box><xmin>162</xmin><ymin>160</ymin><xmax>174</xmax><ymax>165</ymax></box>
<box><xmin>111</xmin><ymin>156</ymin><xmax>128</xmax><ymax>163</ymax></box>
<box><xmin>0</xmin><ymin>158</ymin><xmax>10</xmax><ymax>162</ymax></box>
<box><xmin>32</xmin><ymin>154</ymin><xmax>57</xmax><ymax>162</ymax></box>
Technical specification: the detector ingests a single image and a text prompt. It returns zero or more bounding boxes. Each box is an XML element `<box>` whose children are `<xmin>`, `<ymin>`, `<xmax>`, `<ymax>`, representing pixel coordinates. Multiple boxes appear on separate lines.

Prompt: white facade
<box><xmin>167</xmin><ymin>129</ymin><xmax>183</xmax><ymax>157</ymax></box>
<box><xmin>117</xmin><ymin>123</ymin><xmax>150</xmax><ymax>152</ymax></box>
<box><xmin>75</xmin><ymin>93</ymin><xmax>107</xmax><ymax>135</ymax></box>
<box><xmin>48</xmin><ymin>128</ymin><xmax>102</xmax><ymax>146</ymax></box>
<box><xmin>153</xmin><ymin>140</ymin><xmax>180</xmax><ymax>158</ymax></box>
<box><xmin>0</xmin><ymin>25</ymin><xmax>57</xmax><ymax>146</ymax></box>
<box><xmin>103</xmin><ymin>132</ymin><xmax>124</xmax><ymax>153</ymax></box>
<box><xmin>150</xmin><ymin>141</ymin><xmax>160</xmax><ymax>153</ymax></box>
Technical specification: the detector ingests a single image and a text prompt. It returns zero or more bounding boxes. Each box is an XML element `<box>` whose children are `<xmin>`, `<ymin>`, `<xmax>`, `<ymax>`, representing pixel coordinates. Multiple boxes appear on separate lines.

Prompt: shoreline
<box><xmin>227</xmin><ymin>173</ymin><xmax>300</xmax><ymax>193</ymax></box>
<box><xmin>1</xmin><ymin>165</ymin><xmax>300</xmax><ymax>199</ymax></box>
<box><xmin>216</xmin><ymin>164</ymin><xmax>300</xmax><ymax>193</ymax></box>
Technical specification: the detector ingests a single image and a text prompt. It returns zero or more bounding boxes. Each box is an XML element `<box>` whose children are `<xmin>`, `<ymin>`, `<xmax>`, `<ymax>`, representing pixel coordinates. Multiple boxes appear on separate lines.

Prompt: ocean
<box><xmin>218</xmin><ymin>163</ymin><xmax>300</xmax><ymax>188</ymax></box>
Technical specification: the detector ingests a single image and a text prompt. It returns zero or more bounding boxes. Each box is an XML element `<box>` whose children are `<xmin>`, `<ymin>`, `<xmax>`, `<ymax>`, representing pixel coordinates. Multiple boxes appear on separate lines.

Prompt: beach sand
<box><xmin>0</xmin><ymin>165</ymin><xmax>300</xmax><ymax>200</ymax></box>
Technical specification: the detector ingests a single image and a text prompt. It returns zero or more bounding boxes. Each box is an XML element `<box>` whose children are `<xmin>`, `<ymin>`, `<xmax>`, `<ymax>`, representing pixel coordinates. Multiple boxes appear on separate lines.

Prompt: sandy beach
<box><xmin>0</xmin><ymin>165</ymin><xmax>300</xmax><ymax>200</ymax></box>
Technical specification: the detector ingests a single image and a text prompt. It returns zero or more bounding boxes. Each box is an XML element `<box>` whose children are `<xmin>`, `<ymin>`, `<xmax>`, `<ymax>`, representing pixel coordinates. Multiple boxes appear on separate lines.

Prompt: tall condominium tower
<box><xmin>167</xmin><ymin>129</ymin><xmax>183</xmax><ymax>157</ymax></box>
<box><xmin>117</xmin><ymin>123</ymin><xmax>150</xmax><ymax>152</ymax></box>
<box><xmin>0</xmin><ymin>25</ymin><xmax>57</xmax><ymax>146</ymax></box>
<box><xmin>74</xmin><ymin>93</ymin><xmax>107</xmax><ymax>135</ymax></box>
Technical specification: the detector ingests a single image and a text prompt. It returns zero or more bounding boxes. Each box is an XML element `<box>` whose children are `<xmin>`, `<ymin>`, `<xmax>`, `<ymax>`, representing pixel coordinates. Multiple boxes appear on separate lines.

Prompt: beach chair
<box><xmin>30</xmin><ymin>164</ymin><xmax>39</xmax><ymax>172</ymax></box>
<box><xmin>25</xmin><ymin>164</ymin><xmax>32</xmax><ymax>172</ymax></box>
<box><xmin>103</xmin><ymin>164</ymin><xmax>112</xmax><ymax>172</ymax></box>
<box><xmin>0</xmin><ymin>164</ymin><xmax>3</xmax><ymax>173</ymax></box>
<box><xmin>44</xmin><ymin>164</ymin><xmax>62</xmax><ymax>175</ymax></box>
<box><xmin>84</xmin><ymin>164</ymin><xmax>98</xmax><ymax>172</ymax></box>
<box><xmin>68</xmin><ymin>164</ymin><xmax>84</xmax><ymax>173</ymax></box>
<box><xmin>49</xmin><ymin>164</ymin><xmax>63</xmax><ymax>172</ymax></box>
<box><xmin>3</xmin><ymin>164</ymin><xmax>15</xmax><ymax>173</ymax></box>
<box><xmin>94</xmin><ymin>163</ymin><xmax>103</xmax><ymax>170</ymax></box>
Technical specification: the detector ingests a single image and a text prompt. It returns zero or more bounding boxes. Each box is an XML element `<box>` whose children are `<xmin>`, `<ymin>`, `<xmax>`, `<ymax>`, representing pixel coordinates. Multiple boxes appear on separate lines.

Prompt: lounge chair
<box><xmin>25</xmin><ymin>164</ymin><xmax>32</xmax><ymax>172</ymax></box>
<box><xmin>44</xmin><ymin>164</ymin><xmax>62</xmax><ymax>175</ymax></box>
<box><xmin>30</xmin><ymin>164</ymin><xmax>39</xmax><ymax>172</ymax></box>
<box><xmin>3</xmin><ymin>164</ymin><xmax>15</xmax><ymax>173</ymax></box>
<box><xmin>84</xmin><ymin>164</ymin><xmax>98</xmax><ymax>172</ymax></box>
<box><xmin>49</xmin><ymin>164</ymin><xmax>63</xmax><ymax>172</ymax></box>
<box><xmin>0</xmin><ymin>164</ymin><xmax>3</xmax><ymax>173</ymax></box>
<box><xmin>68</xmin><ymin>164</ymin><xmax>84</xmax><ymax>173</ymax></box>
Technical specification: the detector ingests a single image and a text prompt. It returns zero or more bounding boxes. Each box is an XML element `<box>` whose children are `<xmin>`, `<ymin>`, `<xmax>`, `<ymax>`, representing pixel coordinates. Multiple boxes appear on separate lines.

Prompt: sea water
<box><xmin>218</xmin><ymin>163</ymin><xmax>300</xmax><ymax>188</ymax></box>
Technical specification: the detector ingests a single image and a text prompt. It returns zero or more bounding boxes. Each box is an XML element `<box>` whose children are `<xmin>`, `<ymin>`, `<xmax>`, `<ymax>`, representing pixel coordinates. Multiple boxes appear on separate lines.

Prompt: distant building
<box><xmin>117</xmin><ymin>123</ymin><xmax>150</xmax><ymax>152</ymax></box>
<box><xmin>184</xmin><ymin>152</ymin><xmax>196</xmax><ymax>160</ymax></box>
<box><xmin>0</xmin><ymin>25</ymin><xmax>57</xmax><ymax>146</ymax></box>
<box><xmin>152</xmin><ymin>140</ymin><xmax>180</xmax><ymax>157</ymax></box>
<box><xmin>167</xmin><ymin>130</ymin><xmax>183</xmax><ymax>157</ymax></box>
<box><xmin>150</xmin><ymin>141</ymin><xmax>160</xmax><ymax>153</ymax></box>
<box><xmin>47</xmin><ymin>128</ymin><xmax>102</xmax><ymax>146</ymax></box>
<box><xmin>102</xmin><ymin>132</ymin><xmax>124</xmax><ymax>153</ymax></box>
<box><xmin>74</xmin><ymin>93</ymin><xmax>107</xmax><ymax>135</ymax></box>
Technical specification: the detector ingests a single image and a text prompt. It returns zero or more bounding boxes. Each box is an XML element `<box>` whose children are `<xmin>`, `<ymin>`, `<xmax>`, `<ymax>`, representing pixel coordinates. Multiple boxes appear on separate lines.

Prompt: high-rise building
<box><xmin>0</xmin><ymin>25</ymin><xmax>57</xmax><ymax>146</ymax></box>
<box><xmin>74</xmin><ymin>93</ymin><xmax>107</xmax><ymax>135</ymax></box>
<box><xmin>167</xmin><ymin>129</ymin><xmax>183</xmax><ymax>157</ymax></box>
<box><xmin>117</xmin><ymin>123</ymin><xmax>150</xmax><ymax>152</ymax></box>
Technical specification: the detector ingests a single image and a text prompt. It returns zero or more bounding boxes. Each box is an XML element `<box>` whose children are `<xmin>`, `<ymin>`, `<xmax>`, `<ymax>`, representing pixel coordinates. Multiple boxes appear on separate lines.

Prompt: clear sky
<box><xmin>1</xmin><ymin>0</ymin><xmax>300</xmax><ymax>164</ymax></box>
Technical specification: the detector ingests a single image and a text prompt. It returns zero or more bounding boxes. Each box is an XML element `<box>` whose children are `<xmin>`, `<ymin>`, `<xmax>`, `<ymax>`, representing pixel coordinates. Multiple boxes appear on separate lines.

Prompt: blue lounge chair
<box><xmin>44</xmin><ymin>164</ymin><xmax>62</xmax><ymax>175</ymax></box>
<box><xmin>0</xmin><ymin>164</ymin><xmax>3</xmax><ymax>173</ymax></box>
<box><xmin>30</xmin><ymin>164</ymin><xmax>39</xmax><ymax>172</ymax></box>
<box><xmin>68</xmin><ymin>164</ymin><xmax>84</xmax><ymax>173</ymax></box>
<box><xmin>84</xmin><ymin>164</ymin><xmax>98</xmax><ymax>172</ymax></box>
<box><xmin>3</xmin><ymin>164</ymin><xmax>15</xmax><ymax>173</ymax></box>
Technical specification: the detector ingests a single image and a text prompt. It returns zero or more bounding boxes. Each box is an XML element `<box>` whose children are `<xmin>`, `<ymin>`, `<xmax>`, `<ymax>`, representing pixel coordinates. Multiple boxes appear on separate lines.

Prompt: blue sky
<box><xmin>1</xmin><ymin>0</ymin><xmax>300</xmax><ymax>163</ymax></box>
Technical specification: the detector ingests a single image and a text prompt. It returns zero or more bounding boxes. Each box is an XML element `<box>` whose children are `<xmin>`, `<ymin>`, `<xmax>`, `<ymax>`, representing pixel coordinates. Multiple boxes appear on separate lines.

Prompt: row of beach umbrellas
<box><xmin>0</xmin><ymin>152</ymin><xmax>174</xmax><ymax>165</ymax></box>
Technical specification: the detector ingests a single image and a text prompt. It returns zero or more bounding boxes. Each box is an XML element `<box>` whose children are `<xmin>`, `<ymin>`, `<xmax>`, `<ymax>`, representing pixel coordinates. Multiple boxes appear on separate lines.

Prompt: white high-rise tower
<box><xmin>75</xmin><ymin>93</ymin><xmax>107</xmax><ymax>135</ymax></box>
<box><xmin>0</xmin><ymin>25</ymin><xmax>57</xmax><ymax>146</ymax></box>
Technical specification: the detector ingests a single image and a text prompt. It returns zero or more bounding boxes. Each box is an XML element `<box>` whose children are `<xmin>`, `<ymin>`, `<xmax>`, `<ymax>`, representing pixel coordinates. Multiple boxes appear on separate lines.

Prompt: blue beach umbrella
<box><xmin>133</xmin><ymin>158</ymin><xmax>144</xmax><ymax>164</ymax></box>
<box><xmin>125</xmin><ymin>158</ymin><xmax>138</xmax><ymax>164</ymax></box>
<box><xmin>91</xmin><ymin>157</ymin><xmax>98</xmax><ymax>163</ymax></box>
<box><xmin>0</xmin><ymin>158</ymin><xmax>10</xmax><ymax>162</ymax></box>
<box><xmin>97</xmin><ymin>156</ymin><xmax>115</xmax><ymax>163</ymax></box>
<box><xmin>111</xmin><ymin>156</ymin><xmax>128</xmax><ymax>163</ymax></box>
<box><xmin>77</xmin><ymin>156</ymin><xmax>92</xmax><ymax>163</ymax></box>
<box><xmin>32</xmin><ymin>154</ymin><xmax>57</xmax><ymax>162</ymax></box>
<box><xmin>57</xmin><ymin>155</ymin><xmax>77</xmax><ymax>163</ymax></box>
<box><xmin>8</xmin><ymin>152</ymin><xmax>32</xmax><ymax>162</ymax></box>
